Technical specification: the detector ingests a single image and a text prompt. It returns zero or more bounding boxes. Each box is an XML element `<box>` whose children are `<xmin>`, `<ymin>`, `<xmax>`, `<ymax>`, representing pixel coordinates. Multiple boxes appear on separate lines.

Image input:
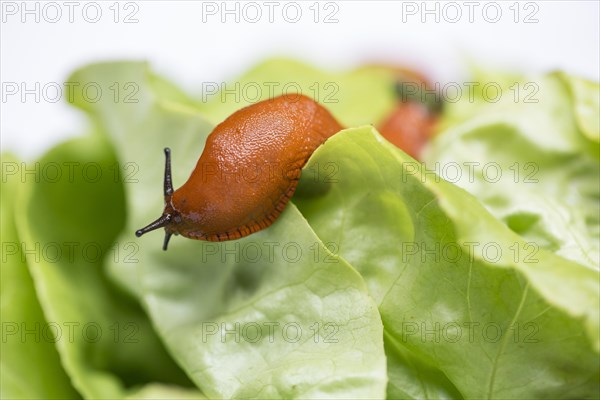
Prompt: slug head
<box><xmin>135</xmin><ymin>148</ymin><xmax>184</xmax><ymax>251</ymax></box>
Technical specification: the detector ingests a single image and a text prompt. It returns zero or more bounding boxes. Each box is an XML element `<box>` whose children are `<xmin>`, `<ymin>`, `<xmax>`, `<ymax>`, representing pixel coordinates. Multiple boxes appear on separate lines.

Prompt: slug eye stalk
<box><xmin>135</xmin><ymin>148</ymin><xmax>175</xmax><ymax>250</ymax></box>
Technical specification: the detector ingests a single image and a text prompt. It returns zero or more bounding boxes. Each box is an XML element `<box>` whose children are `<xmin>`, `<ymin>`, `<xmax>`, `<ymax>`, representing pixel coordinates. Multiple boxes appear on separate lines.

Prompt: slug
<box><xmin>378</xmin><ymin>100</ymin><xmax>438</xmax><ymax>160</ymax></box>
<box><xmin>135</xmin><ymin>93</ymin><xmax>343</xmax><ymax>250</ymax></box>
<box><xmin>377</xmin><ymin>68</ymin><xmax>442</xmax><ymax>159</ymax></box>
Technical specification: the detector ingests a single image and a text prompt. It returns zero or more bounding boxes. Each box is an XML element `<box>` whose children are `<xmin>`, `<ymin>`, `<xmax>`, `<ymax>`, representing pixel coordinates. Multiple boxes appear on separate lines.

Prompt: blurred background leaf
<box><xmin>1</xmin><ymin>153</ymin><xmax>80</xmax><ymax>399</ymax></box>
<box><xmin>15</xmin><ymin>134</ymin><xmax>195</xmax><ymax>399</ymax></box>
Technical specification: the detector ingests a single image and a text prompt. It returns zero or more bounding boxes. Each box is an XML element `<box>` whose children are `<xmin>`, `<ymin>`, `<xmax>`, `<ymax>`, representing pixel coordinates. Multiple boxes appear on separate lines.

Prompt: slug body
<box><xmin>136</xmin><ymin>94</ymin><xmax>343</xmax><ymax>249</ymax></box>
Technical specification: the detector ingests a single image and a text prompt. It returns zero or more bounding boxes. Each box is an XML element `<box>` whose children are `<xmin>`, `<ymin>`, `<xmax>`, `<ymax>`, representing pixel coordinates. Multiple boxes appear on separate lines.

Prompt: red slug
<box><xmin>378</xmin><ymin>100</ymin><xmax>438</xmax><ymax>159</ymax></box>
<box><xmin>377</xmin><ymin>67</ymin><xmax>442</xmax><ymax>159</ymax></box>
<box><xmin>136</xmin><ymin>94</ymin><xmax>343</xmax><ymax>250</ymax></box>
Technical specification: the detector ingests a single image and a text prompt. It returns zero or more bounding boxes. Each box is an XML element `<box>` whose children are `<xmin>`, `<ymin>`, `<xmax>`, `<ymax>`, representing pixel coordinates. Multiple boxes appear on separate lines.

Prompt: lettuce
<box><xmin>66</xmin><ymin>62</ymin><xmax>388</xmax><ymax>398</ymax></box>
<box><xmin>3</xmin><ymin>59</ymin><xmax>598</xmax><ymax>399</ymax></box>
<box><xmin>424</xmin><ymin>72</ymin><xmax>600</xmax><ymax>269</ymax></box>
<box><xmin>12</xmin><ymin>135</ymin><xmax>195</xmax><ymax>399</ymax></box>
<box><xmin>1</xmin><ymin>153</ymin><xmax>80</xmax><ymax>399</ymax></box>
<box><xmin>295</xmin><ymin>126</ymin><xmax>599</xmax><ymax>398</ymax></box>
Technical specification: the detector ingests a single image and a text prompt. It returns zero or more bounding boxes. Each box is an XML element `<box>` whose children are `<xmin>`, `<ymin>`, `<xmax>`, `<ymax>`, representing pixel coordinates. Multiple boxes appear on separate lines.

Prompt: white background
<box><xmin>2</xmin><ymin>0</ymin><xmax>599</xmax><ymax>159</ymax></box>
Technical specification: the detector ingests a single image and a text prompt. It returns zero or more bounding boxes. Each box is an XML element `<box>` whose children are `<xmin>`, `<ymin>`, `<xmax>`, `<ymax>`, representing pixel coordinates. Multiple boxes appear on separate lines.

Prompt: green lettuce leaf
<box><xmin>424</xmin><ymin>72</ymin><xmax>600</xmax><ymax>270</ymax></box>
<box><xmin>295</xmin><ymin>126</ymin><xmax>600</xmax><ymax>399</ymax></box>
<box><xmin>126</xmin><ymin>384</ymin><xmax>205</xmax><ymax>400</ymax></box>
<box><xmin>15</xmin><ymin>135</ymin><xmax>194</xmax><ymax>399</ymax></box>
<box><xmin>1</xmin><ymin>153</ymin><xmax>80</xmax><ymax>399</ymax></box>
<box><xmin>559</xmin><ymin>72</ymin><xmax>600</xmax><ymax>144</ymax></box>
<box><xmin>67</xmin><ymin>62</ymin><xmax>388</xmax><ymax>399</ymax></box>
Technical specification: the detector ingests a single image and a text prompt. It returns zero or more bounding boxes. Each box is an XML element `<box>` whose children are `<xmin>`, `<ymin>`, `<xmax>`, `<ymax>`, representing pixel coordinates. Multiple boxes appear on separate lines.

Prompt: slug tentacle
<box><xmin>135</xmin><ymin>147</ymin><xmax>178</xmax><ymax>250</ymax></box>
<box><xmin>163</xmin><ymin>232</ymin><xmax>173</xmax><ymax>251</ymax></box>
<box><xmin>135</xmin><ymin>213</ymin><xmax>172</xmax><ymax>237</ymax></box>
<box><xmin>163</xmin><ymin>147</ymin><xmax>174</xmax><ymax>197</ymax></box>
